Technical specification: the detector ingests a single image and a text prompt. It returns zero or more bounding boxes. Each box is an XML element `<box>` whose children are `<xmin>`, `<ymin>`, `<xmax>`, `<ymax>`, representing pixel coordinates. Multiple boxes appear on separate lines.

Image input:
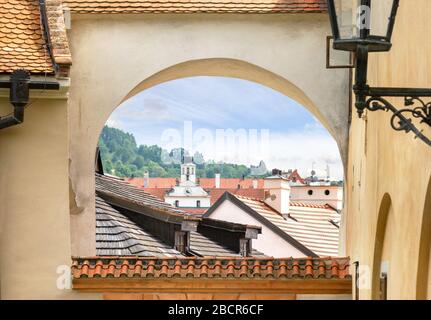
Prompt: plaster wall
<box><xmin>164</xmin><ymin>196</ymin><xmax>210</xmax><ymax>208</ymax></box>
<box><xmin>66</xmin><ymin>13</ymin><xmax>349</xmax><ymax>256</ymax></box>
<box><xmin>0</xmin><ymin>96</ymin><xmax>100</xmax><ymax>299</ymax></box>
<box><xmin>207</xmin><ymin>200</ymin><xmax>306</xmax><ymax>258</ymax></box>
<box><xmin>346</xmin><ymin>0</ymin><xmax>431</xmax><ymax>300</ymax></box>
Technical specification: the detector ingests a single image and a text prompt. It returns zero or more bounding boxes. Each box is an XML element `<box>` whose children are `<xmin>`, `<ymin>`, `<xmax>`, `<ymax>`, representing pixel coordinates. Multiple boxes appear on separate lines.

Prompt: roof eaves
<box><xmin>201</xmin><ymin>217</ymin><xmax>262</xmax><ymax>234</ymax></box>
<box><xmin>97</xmin><ymin>190</ymin><xmax>200</xmax><ymax>225</ymax></box>
<box><xmin>44</xmin><ymin>0</ymin><xmax>73</xmax><ymax>77</ymax></box>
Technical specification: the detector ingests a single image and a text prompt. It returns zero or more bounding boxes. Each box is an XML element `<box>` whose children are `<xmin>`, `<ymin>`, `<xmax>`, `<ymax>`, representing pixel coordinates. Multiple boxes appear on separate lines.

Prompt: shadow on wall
<box><xmin>417</xmin><ymin>177</ymin><xmax>431</xmax><ymax>299</ymax></box>
<box><xmin>372</xmin><ymin>193</ymin><xmax>392</xmax><ymax>300</ymax></box>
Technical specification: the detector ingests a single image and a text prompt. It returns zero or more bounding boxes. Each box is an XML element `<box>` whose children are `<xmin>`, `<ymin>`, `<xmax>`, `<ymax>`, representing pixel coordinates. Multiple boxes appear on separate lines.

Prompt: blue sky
<box><xmin>106</xmin><ymin>76</ymin><xmax>343</xmax><ymax>180</ymax></box>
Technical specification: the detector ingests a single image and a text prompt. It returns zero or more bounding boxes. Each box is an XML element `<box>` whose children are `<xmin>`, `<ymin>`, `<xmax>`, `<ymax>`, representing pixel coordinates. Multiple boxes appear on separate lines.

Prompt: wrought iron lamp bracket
<box><xmin>353</xmin><ymin>45</ymin><xmax>431</xmax><ymax>147</ymax></box>
<box><xmin>364</xmin><ymin>93</ymin><xmax>431</xmax><ymax>146</ymax></box>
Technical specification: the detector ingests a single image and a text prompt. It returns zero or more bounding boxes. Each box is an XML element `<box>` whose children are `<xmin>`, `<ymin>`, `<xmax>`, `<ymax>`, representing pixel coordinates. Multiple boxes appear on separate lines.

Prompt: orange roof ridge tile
<box><xmin>72</xmin><ymin>256</ymin><xmax>351</xmax><ymax>280</ymax></box>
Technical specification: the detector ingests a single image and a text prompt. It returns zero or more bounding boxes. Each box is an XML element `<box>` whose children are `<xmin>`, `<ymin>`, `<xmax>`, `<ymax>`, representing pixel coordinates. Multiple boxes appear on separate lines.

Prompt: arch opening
<box><xmin>93</xmin><ymin>60</ymin><xmax>346</xmax><ymax>260</ymax></box>
<box><xmin>93</xmin><ymin>58</ymin><xmax>344</xmax><ymax>161</ymax></box>
<box><xmin>417</xmin><ymin>177</ymin><xmax>431</xmax><ymax>299</ymax></box>
<box><xmin>371</xmin><ymin>193</ymin><xmax>392</xmax><ymax>300</ymax></box>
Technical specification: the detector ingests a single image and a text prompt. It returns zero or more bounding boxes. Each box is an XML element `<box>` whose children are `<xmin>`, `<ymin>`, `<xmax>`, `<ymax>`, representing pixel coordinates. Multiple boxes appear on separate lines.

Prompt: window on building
<box><xmin>325</xmin><ymin>190</ymin><xmax>331</xmax><ymax>196</ymax></box>
<box><xmin>308</xmin><ymin>190</ymin><xmax>313</xmax><ymax>196</ymax></box>
<box><xmin>196</xmin><ymin>200</ymin><xmax>201</xmax><ymax>208</ymax></box>
<box><xmin>175</xmin><ymin>200</ymin><xmax>179</xmax><ymax>207</ymax></box>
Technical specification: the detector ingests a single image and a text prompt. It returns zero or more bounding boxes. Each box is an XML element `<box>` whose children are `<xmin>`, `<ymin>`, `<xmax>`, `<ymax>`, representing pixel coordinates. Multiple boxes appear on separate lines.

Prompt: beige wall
<box><xmin>0</xmin><ymin>93</ymin><xmax>100</xmax><ymax>299</ymax></box>
<box><xmin>346</xmin><ymin>0</ymin><xmax>431</xmax><ymax>300</ymax></box>
<box><xmin>66</xmin><ymin>13</ymin><xmax>350</xmax><ymax>256</ymax></box>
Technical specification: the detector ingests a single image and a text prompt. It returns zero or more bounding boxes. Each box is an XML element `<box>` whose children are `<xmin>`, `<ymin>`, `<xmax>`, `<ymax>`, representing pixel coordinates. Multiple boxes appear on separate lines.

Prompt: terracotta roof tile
<box><xmin>0</xmin><ymin>0</ymin><xmax>54</xmax><ymax>73</ymax></box>
<box><xmin>63</xmin><ymin>0</ymin><xmax>327</xmax><ymax>14</ymax></box>
<box><xmin>72</xmin><ymin>256</ymin><xmax>350</xmax><ymax>279</ymax></box>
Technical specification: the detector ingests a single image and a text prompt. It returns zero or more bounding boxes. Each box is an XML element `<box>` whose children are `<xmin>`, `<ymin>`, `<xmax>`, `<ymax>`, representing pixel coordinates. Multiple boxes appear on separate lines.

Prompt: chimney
<box><xmin>264</xmin><ymin>173</ymin><xmax>291</xmax><ymax>218</ymax></box>
<box><xmin>215</xmin><ymin>173</ymin><xmax>221</xmax><ymax>188</ymax></box>
<box><xmin>252</xmin><ymin>179</ymin><xmax>258</xmax><ymax>189</ymax></box>
<box><xmin>143</xmin><ymin>171</ymin><xmax>149</xmax><ymax>188</ymax></box>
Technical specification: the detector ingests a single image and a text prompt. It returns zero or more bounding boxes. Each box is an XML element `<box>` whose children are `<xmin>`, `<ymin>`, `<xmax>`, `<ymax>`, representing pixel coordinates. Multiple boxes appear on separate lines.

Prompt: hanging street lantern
<box><xmin>326</xmin><ymin>0</ymin><xmax>431</xmax><ymax>146</ymax></box>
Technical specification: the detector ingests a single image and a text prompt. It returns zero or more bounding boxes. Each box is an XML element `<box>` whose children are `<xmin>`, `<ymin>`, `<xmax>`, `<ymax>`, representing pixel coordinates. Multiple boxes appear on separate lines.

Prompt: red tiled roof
<box><xmin>181</xmin><ymin>207</ymin><xmax>208</xmax><ymax>215</ymax></box>
<box><xmin>0</xmin><ymin>0</ymin><xmax>53</xmax><ymax>74</ymax></box>
<box><xmin>0</xmin><ymin>0</ymin><xmax>71</xmax><ymax>75</ymax></box>
<box><xmin>136</xmin><ymin>187</ymin><xmax>169</xmax><ymax>200</ymax></box>
<box><xmin>127</xmin><ymin>171</ymin><xmax>305</xmax><ymax>190</ymax></box>
<box><xmin>63</xmin><ymin>0</ymin><xmax>328</xmax><ymax>14</ymax></box>
<box><xmin>72</xmin><ymin>256</ymin><xmax>350</xmax><ymax>279</ymax></box>
<box><xmin>290</xmin><ymin>201</ymin><xmax>336</xmax><ymax>210</ymax></box>
<box><xmin>288</xmin><ymin>169</ymin><xmax>305</xmax><ymax>184</ymax></box>
<box><xmin>125</xmin><ymin>177</ymin><xmax>177</xmax><ymax>188</ymax></box>
<box><xmin>209</xmin><ymin>188</ymin><xmax>265</xmax><ymax>204</ymax></box>
<box><xmin>199</xmin><ymin>178</ymin><xmax>266</xmax><ymax>189</ymax></box>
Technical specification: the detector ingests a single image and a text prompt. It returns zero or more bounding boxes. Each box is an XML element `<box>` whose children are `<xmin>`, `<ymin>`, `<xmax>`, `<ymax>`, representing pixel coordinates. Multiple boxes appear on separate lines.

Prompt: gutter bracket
<box><xmin>0</xmin><ymin>69</ymin><xmax>60</xmax><ymax>130</ymax></box>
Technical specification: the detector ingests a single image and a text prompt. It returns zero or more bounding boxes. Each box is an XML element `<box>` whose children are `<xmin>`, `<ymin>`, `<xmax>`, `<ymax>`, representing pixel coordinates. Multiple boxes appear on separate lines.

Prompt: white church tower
<box><xmin>164</xmin><ymin>156</ymin><xmax>211</xmax><ymax>210</ymax></box>
<box><xmin>180</xmin><ymin>157</ymin><xmax>196</xmax><ymax>184</ymax></box>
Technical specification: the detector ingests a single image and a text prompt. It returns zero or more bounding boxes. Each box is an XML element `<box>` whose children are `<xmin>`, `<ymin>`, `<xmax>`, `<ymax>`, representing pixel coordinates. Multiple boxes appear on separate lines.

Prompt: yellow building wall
<box><xmin>346</xmin><ymin>0</ymin><xmax>431</xmax><ymax>300</ymax></box>
<box><xmin>0</xmin><ymin>96</ymin><xmax>100</xmax><ymax>299</ymax></box>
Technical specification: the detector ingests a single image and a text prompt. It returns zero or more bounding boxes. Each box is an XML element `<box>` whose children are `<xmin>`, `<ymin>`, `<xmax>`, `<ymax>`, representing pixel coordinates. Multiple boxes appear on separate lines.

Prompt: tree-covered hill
<box><xmin>98</xmin><ymin>125</ymin><xmax>263</xmax><ymax>178</ymax></box>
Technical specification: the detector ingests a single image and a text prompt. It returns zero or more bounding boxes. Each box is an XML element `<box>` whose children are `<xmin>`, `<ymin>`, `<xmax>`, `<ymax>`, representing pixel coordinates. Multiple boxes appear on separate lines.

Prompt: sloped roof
<box><xmin>199</xmin><ymin>178</ymin><xmax>266</xmax><ymax>189</ymax></box>
<box><xmin>0</xmin><ymin>0</ymin><xmax>53</xmax><ymax>74</ymax></box>
<box><xmin>0</xmin><ymin>0</ymin><xmax>71</xmax><ymax>75</ymax></box>
<box><xmin>96</xmin><ymin>173</ymin><xmax>186</xmax><ymax>217</ymax></box>
<box><xmin>189</xmin><ymin>231</ymin><xmax>240</xmax><ymax>257</ymax></box>
<box><xmin>125</xmin><ymin>177</ymin><xmax>177</xmax><ymax>188</ymax></box>
<box><xmin>209</xmin><ymin>188</ymin><xmax>266</xmax><ymax>205</ymax></box>
<box><xmin>63</xmin><ymin>0</ymin><xmax>327</xmax><ymax>14</ymax></box>
<box><xmin>233</xmin><ymin>195</ymin><xmax>340</xmax><ymax>257</ymax></box>
<box><xmin>96</xmin><ymin>174</ymin><xmax>261</xmax><ymax>257</ymax></box>
<box><xmin>72</xmin><ymin>256</ymin><xmax>351</xmax><ymax>280</ymax></box>
<box><xmin>96</xmin><ymin>196</ymin><xmax>183</xmax><ymax>257</ymax></box>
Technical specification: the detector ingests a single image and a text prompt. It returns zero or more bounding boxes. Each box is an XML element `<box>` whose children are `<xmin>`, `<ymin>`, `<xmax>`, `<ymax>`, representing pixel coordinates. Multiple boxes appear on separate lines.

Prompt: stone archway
<box><xmin>69</xmin><ymin>57</ymin><xmax>347</xmax><ymax>256</ymax></box>
<box><xmin>417</xmin><ymin>177</ymin><xmax>431</xmax><ymax>299</ymax></box>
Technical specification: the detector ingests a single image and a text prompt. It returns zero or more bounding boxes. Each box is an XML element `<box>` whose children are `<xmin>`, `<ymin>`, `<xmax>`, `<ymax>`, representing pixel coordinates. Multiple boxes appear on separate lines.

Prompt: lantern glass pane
<box><xmin>334</xmin><ymin>0</ymin><xmax>393</xmax><ymax>40</ymax></box>
<box><xmin>334</xmin><ymin>0</ymin><xmax>361</xmax><ymax>39</ymax></box>
<box><xmin>370</xmin><ymin>0</ymin><xmax>393</xmax><ymax>38</ymax></box>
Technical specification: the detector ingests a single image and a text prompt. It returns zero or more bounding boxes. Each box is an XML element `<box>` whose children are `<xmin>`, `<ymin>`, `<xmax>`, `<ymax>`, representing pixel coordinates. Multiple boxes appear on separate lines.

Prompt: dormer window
<box><xmin>196</xmin><ymin>200</ymin><xmax>201</xmax><ymax>208</ymax></box>
<box><xmin>175</xmin><ymin>200</ymin><xmax>179</xmax><ymax>207</ymax></box>
<box><xmin>175</xmin><ymin>231</ymin><xmax>189</xmax><ymax>254</ymax></box>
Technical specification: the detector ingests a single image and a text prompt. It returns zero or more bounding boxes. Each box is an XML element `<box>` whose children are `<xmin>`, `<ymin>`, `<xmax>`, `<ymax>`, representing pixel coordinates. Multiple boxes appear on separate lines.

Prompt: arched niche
<box><xmin>417</xmin><ymin>177</ymin><xmax>431</xmax><ymax>299</ymax></box>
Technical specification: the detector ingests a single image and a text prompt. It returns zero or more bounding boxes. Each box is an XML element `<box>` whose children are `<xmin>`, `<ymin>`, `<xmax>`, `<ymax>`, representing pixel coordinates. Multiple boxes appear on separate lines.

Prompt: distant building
<box><xmin>163</xmin><ymin>157</ymin><xmax>211</xmax><ymax>213</ymax></box>
<box><xmin>250</xmin><ymin>160</ymin><xmax>268</xmax><ymax>176</ymax></box>
<box><xmin>290</xmin><ymin>185</ymin><xmax>343</xmax><ymax>211</ymax></box>
<box><xmin>126</xmin><ymin>166</ymin><xmax>343</xmax><ymax>213</ymax></box>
